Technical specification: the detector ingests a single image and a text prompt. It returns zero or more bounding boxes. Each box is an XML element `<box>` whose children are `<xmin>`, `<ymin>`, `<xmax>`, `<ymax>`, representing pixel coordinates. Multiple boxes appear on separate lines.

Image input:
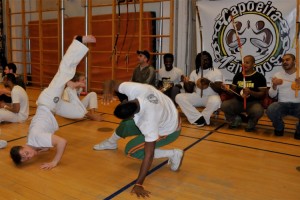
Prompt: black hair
<box><xmin>114</xmin><ymin>101</ymin><xmax>138</xmax><ymax>119</ymax></box>
<box><xmin>184</xmin><ymin>81</ymin><xmax>195</xmax><ymax>93</ymax></box>
<box><xmin>195</xmin><ymin>51</ymin><xmax>213</xmax><ymax>74</ymax></box>
<box><xmin>7</xmin><ymin>63</ymin><xmax>17</xmax><ymax>73</ymax></box>
<box><xmin>163</xmin><ymin>53</ymin><xmax>174</xmax><ymax>61</ymax></box>
<box><xmin>4</xmin><ymin>73</ymin><xmax>17</xmax><ymax>85</ymax></box>
<box><xmin>10</xmin><ymin>146</ymin><xmax>22</xmax><ymax>165</ymax></box>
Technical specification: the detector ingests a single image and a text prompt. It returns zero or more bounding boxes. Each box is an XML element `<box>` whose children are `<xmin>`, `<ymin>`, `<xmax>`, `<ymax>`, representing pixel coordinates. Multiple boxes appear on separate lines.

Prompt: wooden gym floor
<box><xmin>0</xmin><ymin>88</ymin><xmax>299</xmax><ymax>200</ymax></box>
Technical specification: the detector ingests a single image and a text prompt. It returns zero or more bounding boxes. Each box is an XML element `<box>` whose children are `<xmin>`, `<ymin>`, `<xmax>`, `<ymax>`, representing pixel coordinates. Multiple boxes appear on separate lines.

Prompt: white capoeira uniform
<box><xmin>0</xmin><ymin>85</ymin><xmax>29</xmax><ymax>123</ymax></box>
<box><xmin>28</xmin><ymin>40</ymin><xmax>89</xmax><ymax>147</ymax></box>
<box><xmin>57</xmin><ymin>87</ymin><xmax>98</xmax><ymax>119</ymax></box>
<box><xmin>175</xmin><ymin>68</ymin><xmax>223</xmax><ymax>125</ymax></box>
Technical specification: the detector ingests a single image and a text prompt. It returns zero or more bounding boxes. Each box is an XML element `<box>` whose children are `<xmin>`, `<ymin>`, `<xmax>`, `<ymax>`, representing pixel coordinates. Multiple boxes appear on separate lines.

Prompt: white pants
<box><xmin>55</xmin><ymin>87</ymin><xmax>87</xmax><ymax>119</ymax></box>
<box><xmin>57</xmin><ymin>87</ymin><xmax>98</xmax><ymax>119</ymax></box>
<box><xmin>81</xmin><ymin>91</ymin><xmax>98</xmax><ymax>110</ymax></box>
<box><xmin>36</xmin><ymin>40</ymin><xmax>89</xmax><ymax>113</ymax></box>
<box><xmin>175</xmin><ymin>92</ymin><xmax>221</xmax><ymax>125</ymax></box>
<box><xmin>0</xmin><ymin>109</ymin><xmax>24</xmax><ymax>123</ymax></box>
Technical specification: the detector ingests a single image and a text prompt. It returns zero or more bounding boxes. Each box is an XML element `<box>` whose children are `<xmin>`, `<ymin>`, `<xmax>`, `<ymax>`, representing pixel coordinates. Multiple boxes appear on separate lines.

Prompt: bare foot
<box><xmin>82</xmin><ymin>35</ymin><xmax>96</xmax><ymax>43</ymax></box>
<box><xmin>86</xmin><ymin>112</ymin><xmax>103</xmax><ymax>122</ymax></box>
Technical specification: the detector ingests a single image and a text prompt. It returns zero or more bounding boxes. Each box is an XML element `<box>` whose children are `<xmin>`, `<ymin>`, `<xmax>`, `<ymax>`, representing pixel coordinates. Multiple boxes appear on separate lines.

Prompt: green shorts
<box><xmin>116</xmin><ymin>119</ymin><xmax>181</xmax><ymax>159</ymax></box>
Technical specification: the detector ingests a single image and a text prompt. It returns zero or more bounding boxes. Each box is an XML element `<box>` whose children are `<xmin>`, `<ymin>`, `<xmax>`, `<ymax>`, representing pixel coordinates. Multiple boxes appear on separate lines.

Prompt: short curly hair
<box><xmin>114</xmin><ymin>101</ymin><xmax>138</xmax><ymax>119</ymax></box>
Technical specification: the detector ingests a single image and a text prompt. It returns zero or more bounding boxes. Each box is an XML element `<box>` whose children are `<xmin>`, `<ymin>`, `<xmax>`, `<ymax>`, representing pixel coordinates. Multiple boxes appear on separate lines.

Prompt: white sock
<box><xmin>108</xmin><ymin>132</ymin><xmax>121</xmax><ymax>143</ymax></box>
<box><xmin>154</xmin><ymin>149</ymin><xmax>174</xmax><ymax>159</ymax></box>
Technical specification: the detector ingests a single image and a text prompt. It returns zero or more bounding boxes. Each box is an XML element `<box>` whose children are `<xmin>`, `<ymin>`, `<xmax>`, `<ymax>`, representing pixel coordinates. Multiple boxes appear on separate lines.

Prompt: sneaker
<box><xmin>229</xmin><ymin>116</ymin><xmax>242</xmax><ymax>129</ymax></box>
<box><xmin>274</xmin><ymin>129</ymin><xmax>284</xmax><ymax>136</ymax></box>
<box><xmin>168</xmin><ymin>149</ymin><xmax>184</xmax><ymax>171</ymax></box>
<box><xmin>192</xmin><ymin>116</ymin><xmax>206</xmax><ymax>127</ymax></box>
<box><xmin>0</xmin><ymin>140</ymin><xmax>7</xmax><ymax>149</ymax></box>
<box><xmin>93</xmin><ymin>139</ymin><xmax>117</xmax><ymax>150</ymax></box>
<box><xmin>244</xmin><ymin>118</ymin><xmax>257</xmax><ymax>132</ymax></box>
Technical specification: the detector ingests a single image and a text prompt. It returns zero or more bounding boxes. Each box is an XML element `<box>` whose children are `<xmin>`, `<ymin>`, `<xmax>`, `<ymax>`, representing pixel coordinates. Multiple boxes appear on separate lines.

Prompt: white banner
<box><xmin>196</xmin><ymin>0</ymin><xmax>297</xmax><ymax>85</ymax></box>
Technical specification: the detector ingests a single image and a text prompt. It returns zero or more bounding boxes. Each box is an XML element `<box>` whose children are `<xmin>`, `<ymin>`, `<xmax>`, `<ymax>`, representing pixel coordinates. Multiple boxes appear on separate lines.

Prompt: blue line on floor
<box><xmin>103</xmin><ymin>123</ymin><xmax>225</xmax><ymax>199</ymax></box>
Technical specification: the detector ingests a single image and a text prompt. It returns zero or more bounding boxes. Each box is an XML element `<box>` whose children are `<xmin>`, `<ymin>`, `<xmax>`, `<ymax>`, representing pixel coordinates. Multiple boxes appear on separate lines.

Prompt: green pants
<box><xmin>116</xmin><ymin>119</ymin><xmax>181</xmax><ymax>159</ymax></box>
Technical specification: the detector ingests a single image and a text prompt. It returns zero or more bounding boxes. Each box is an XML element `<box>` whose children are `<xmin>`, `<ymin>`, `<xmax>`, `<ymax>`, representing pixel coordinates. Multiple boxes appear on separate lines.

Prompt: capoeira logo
<box><xmin>211</xmin><ymin>1</ymin><xmax>290</xmax><ymax>77</ymax></box>
<box><xmin>53</xmin><ymin>97</ymin><xmax>60</xmax><ymax>103</ymax></box>
<box><xmin>147</xmin><ymin>94</ymin><xmax>158</xmax><ymax>104</ymax></box>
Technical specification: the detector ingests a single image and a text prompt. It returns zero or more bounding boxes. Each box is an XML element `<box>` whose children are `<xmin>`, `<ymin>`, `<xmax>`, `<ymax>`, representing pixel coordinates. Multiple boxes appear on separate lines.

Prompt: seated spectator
<box><xmin>0</xmin><ymin>62</ymin><xmax>26</xmax><ymax>103</ymax></box>
<box><xmin>266</xmin><ymin>53</ymin><xmax>300</xmax><ymax>139</ymax></box>
<box><xmin>132</xmin><ymin>50</ymin><xmax>156</xmax><ymax>86</ymax></box>
<box><xmin>58</xmin><ymin>72</ymin><xmax>102</xmax><ymax>121</ymax></box>
<box><xmin>175</xmin><ymin>51</ymin><xmax>223</xmax><ymax>127</ymax></box>
<box><xmin>116</xmin><ymin>50</ymin><xmax>156</xmax><ymax>102</ymax></box>
<box><xmin>157</xmin><ymin>53</ymin><xmax>184</xmax><ymax>103</ymax></box>
<box><xmin>3</xmin><ymin>62</ymin><xmax>26</xmax><ymax>89</ymax></box>
<box><xmin>221</xmin><ymin>55</ymin><xmax>267</xmax><ymax>132</ymax></box>
<box><xmin>0</xmin><ymin>73</ymin><xmax>29</xmax><ymax>123</ymax></box>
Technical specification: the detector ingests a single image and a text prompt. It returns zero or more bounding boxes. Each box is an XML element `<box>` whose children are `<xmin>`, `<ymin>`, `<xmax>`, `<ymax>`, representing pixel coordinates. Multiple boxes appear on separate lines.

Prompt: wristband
<box><xmin>75</xmin><ymin>35</ymin><xmax>82</xmax><ymax>43</ymax></box>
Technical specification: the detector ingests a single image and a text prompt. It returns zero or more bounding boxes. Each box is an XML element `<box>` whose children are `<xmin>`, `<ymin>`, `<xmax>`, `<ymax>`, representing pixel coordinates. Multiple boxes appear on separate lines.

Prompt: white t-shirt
<box><xmin>269</xmin><ymin>71</ymin><xmax>300</xmax><ymax>103</ymax></box>
<box><xmin>158</xmin><ymin>67</ymin><xmax>184</xmax><ymax>85</ymax></box>
<box><xmin>11</xmin><ymin>85</ymin><xmax>29</xmax><ymax>121</ymax></box>
<box><xmin>119</xmin><ymin>82</ymin><xmax>178</xmax><ymax>142</ymax></box>
<box><xmin>27</xmin><ymin>105</ymin><xmax>59</xmax><ymax>147</ymax></box>
<box><xmin>189</xmin><ymin>68</ymin><xmax>223</xmax><ymax>96</ymax></box>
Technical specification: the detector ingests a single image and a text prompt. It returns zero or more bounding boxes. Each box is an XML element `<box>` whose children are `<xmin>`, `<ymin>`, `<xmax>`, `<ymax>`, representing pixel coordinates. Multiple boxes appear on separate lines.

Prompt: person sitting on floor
<box><xmin>58</xmin><ymin>71</ymin><xmax>102</xmax><ymax>121</ymax></box>
<box><xmin>0</xmin><ymin>73</ymin><xmax>29</xmax><ymax>123</ymax></box>
<box><xmin>0</xmin><ymin>62</ymin><xmax>26</xmax><ymax>103</ymax></box>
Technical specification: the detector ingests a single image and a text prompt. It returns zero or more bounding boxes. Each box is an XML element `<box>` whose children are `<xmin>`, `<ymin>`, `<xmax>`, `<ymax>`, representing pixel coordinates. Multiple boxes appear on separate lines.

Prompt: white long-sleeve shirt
<box><xmin>268</xmin><ymin>71</ymin><xmax>300</xmax><ymax>103</ymax></box>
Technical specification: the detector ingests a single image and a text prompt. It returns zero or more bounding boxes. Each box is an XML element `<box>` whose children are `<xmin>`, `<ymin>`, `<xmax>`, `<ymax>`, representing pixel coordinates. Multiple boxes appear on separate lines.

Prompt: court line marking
<box><xmin>103</xmin><ymin>123</ymin><xmax>226</xmax><ymax>200</ymax></box>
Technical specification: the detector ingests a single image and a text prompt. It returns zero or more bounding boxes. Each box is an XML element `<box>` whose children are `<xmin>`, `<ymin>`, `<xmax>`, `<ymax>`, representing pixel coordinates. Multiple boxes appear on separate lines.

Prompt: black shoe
<box><xmin>245</xmin><ymin>126</ymin><xmax>255</xmax><ymax>132</ymax></box>
<box><xmin>274</xmin><ymin>129</ymin><xmax>284</xmax><ymax>136</ymax></box>
<box><xmin>192</xmin><ymin>116</ymin><xmax>206</xmax><ymax>127</ymax></box>
<box><xmin>229</xmin><ymin>116</ymin><xmax>242</xmax><ymax>129</ymax></box>
<box><xmin>244</xmin><ymin>118</ymin><xmax>257</xmax><ymax>132</ymax></box>
<box><xmin>294</xmin><ymin>130</ymin><xmax>300</xmax><ymax>140</ymax></box>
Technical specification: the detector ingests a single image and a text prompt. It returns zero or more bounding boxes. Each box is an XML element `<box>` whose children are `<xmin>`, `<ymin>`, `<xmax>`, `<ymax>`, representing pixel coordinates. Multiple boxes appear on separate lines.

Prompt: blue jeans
<box><xmin>266</xmin><ymin>102</ymin><xmax>300</xmax><ymax>132</ymax></box>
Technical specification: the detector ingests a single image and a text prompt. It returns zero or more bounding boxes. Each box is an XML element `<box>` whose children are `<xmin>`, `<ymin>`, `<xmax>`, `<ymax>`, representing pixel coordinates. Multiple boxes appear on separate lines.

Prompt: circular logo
<box><xmin>211</xmin><ymin>1</ymin><xmax>290</xmax><ymax>78</ymax></box>
<box><xmin>53</xmin><ymin>96</ymin><xmax>60</xmax><ymax>103</ymax></box>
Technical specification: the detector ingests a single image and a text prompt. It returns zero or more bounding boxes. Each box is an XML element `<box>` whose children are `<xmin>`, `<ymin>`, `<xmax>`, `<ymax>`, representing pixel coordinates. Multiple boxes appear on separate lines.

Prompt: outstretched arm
<box><xmin>131</xmin><ymin>141</ymin><xmax>155</xmax><ymax>198</ymax></box>
<box><xmin>40</xmin><ymin>135</ymin><xmax>67</xmax><ymax>170</ymax></box>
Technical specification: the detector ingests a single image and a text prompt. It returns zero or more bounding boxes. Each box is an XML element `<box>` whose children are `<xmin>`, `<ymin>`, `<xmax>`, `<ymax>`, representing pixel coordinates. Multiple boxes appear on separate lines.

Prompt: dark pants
<box><xmin>0</xmin><ymin>94</ymin><xmax>12</xmax><ymax>103</ymax></box>
<box><xmin>221</xmin><ymin>98</ymin><xmax>264</xmax><ymax>124</ymax></box>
